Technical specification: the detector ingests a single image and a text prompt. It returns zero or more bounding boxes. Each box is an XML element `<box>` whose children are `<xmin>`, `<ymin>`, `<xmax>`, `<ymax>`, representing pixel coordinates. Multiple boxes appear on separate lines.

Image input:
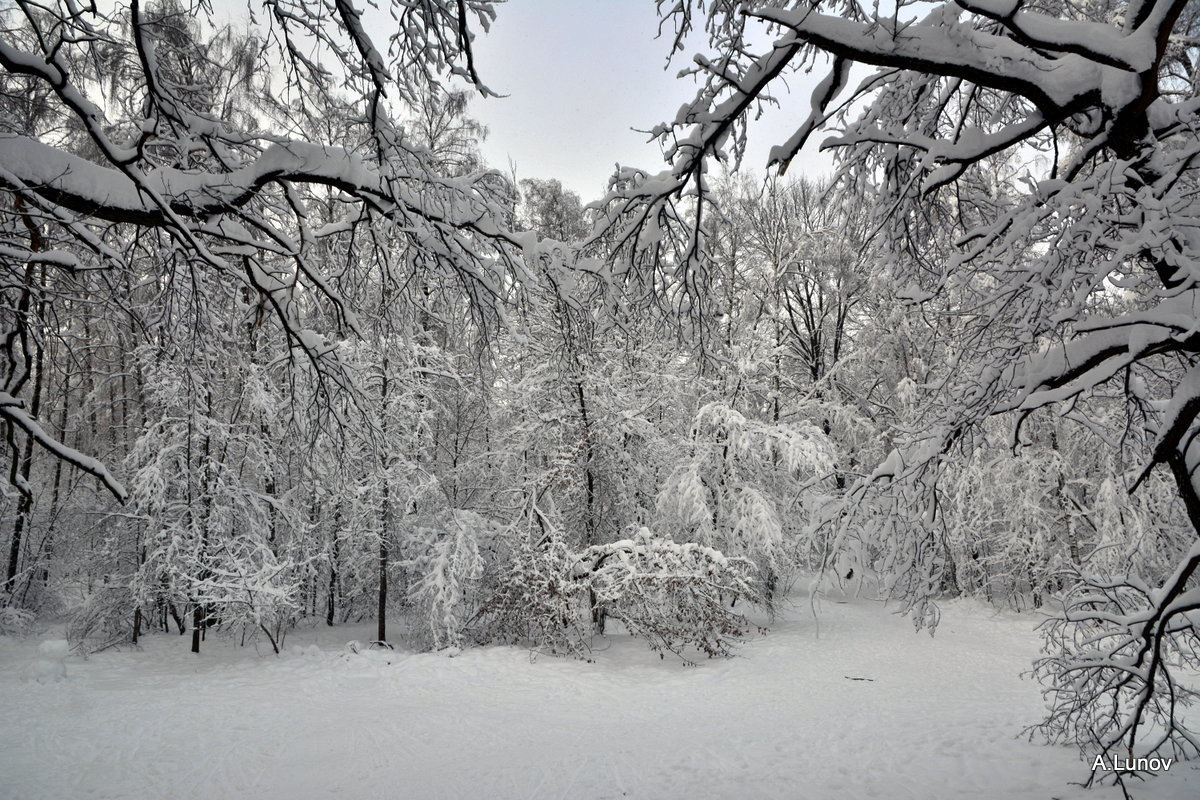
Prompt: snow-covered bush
<box><xmin>580</xmin><ymin>529</ymin><xmax>758</xmax><ymax>661</ymax></box>
<box><xmin>403</xmin><ymin>509</ymin><xmax>492</xmax><ymax>650</ymax></box>
<box><xmin>937</xmin><ymin>443</ymin><xmax>1081</xmax><ymax>607</ymax></box>
<box><xmin>479</xmin><ymin>520</ymin><xmax>759</xmax><ymax>662</ymax></box>
<box><xmin>25</xmin><ymin>639</ymin><xmax>70</xmax><ymax>682</ymax></box>
<box><xmin>65</xmin><ymin>583</ymin><xmax>135</xmax><ymax>654</ymax></box>
<box><xmin>0</xmin><ymin>606</ymin><xmax>36</xmax><ymax>638</ymax></box>
<box><xmin>137</xmin><ymin>532</ymin><xmax>308</xmax><ymax>654</ymax></box>
<box><xmin>188</xmin><ymin>537</ymin><xmax>305</xmax><ymax>654</ymax></box>
<box><xmin>479</xmin><ymin>524</ymin><xmax>591</xmax><ymax>658</ymax></box>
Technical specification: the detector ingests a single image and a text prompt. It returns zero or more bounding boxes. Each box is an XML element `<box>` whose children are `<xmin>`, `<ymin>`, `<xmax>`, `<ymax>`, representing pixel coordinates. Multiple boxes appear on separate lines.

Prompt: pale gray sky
<box><xmin>468</xmin><ymin>0</ymin><xmax>832</xmax><ymax>200</ymax></box>
<box><xmin>207</xmin><ymin>0</ymin><xmax>832</xmax><ymax>200</ymax></box>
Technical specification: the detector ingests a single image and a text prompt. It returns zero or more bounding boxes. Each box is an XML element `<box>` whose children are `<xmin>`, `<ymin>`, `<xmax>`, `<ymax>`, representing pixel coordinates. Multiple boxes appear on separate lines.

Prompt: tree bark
<box><xmin>378</xmin><ymin>360</ymin><xmax>390</xmax><ymax>644</ymax></box>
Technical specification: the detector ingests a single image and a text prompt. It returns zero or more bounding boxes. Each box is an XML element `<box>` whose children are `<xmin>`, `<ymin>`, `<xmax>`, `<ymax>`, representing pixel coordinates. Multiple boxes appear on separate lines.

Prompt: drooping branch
<box><xmin>0</xmin><ymin>392</ymin><xmax>128</xmax><ymax>502</ymax></box>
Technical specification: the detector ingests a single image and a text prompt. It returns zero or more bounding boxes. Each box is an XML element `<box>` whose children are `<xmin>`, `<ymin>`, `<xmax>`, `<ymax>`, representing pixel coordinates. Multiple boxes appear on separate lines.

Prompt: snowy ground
<box><xmin>2</xmin><ymin>592</ymin><xmax>1197</xmax><ymax>800</ymax></box>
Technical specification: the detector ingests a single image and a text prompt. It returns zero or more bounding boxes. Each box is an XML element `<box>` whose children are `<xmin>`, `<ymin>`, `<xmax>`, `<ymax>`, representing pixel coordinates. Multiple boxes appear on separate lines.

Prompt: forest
<box><xmin>2</xmin><ymin>0</ymin><xmax>1200</xmax><ymax>797</ymax></box>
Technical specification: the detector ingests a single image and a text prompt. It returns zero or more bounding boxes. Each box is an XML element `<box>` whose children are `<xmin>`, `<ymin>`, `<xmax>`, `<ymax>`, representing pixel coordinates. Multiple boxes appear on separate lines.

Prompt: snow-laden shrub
<box><xmin>479</xmin><ymin>523</ymin><xmax>759</xmax><ymax>662</ymax></box>
<box><xmin>403</xmin><ymin>509</ymin><xmax>492</xmax><ymax>650</ymax></box>
<box><xmin>0</xmin><ymin>606</ymin><xmax>37</xmax><ymax>638</ymax></box>
<box><xmin>900</xmin><ymin>410</ymin><xmax>1193</xmax><ymax>612</ymax></box>
<box><xmin>25</xmin><ymin>639</ymin><xmax>70</xmax><ymax>682</ymax></box>
<box><xmin>138</xmin><ymin>533</ymin><xmax>308</xmax><ymax>653</ymax></box>
<box><xmin>64</xmin><ymin>582</ymin><xmax>135</xmax><ymax>654</ymax></box>
<box><xmin>196</xmin><ymin>538</ymin><xmax>307</xmax><ymax>653</ymax></box>
<box><xmin>580</xmin><ymin>529</ymin><xmax>758</xmax><ymax>661</ymax></box>
<box><xmin>480</xmin><ymin>528</ymin><xmax>591</xmax><ymax>657</ymax></box>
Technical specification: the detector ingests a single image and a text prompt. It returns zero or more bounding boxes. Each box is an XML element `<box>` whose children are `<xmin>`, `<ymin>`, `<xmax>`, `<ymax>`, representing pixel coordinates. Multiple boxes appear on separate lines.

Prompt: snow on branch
<box><xmin>0</xmin><ymin>135</ymin><xmax>518</xmax><ymax>245</ymax></box>
<box><xmin>577</xmin><ymin>529</ymin><xmax>759</xmax><ymax>661</ymax></box>
<box><xmin>1033</xmin><ymin>540</ymin><xmax>1200</xmax><ymax>778</ymax></box>
<box><xmin>748</xmin><ymin>6</ymin><xmax>1098</xmax><ymax>113</ymax></box>
<box><xmin>480</xmin><ymin>521</ymin><xmax>761</xmax><ymax>663</ymax></box>
<box><xmin>0</xmin><ymin>392</ymin><xmax>128</xmax><ymax>502</ymax></box>
<box><xmin>0</xmin><ymin>0</ymin><xmax>547</xmax><ymax>500</ymax></box>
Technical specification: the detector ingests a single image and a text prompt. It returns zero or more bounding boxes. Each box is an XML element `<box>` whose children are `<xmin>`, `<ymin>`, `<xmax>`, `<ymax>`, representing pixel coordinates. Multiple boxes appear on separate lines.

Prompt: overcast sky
<box><xmin>467</xmin><ymin>0</ymin><xmax>832</xmax><ymax>200</ymax></box>
<box><xmin>205</xmin><ymin>0</ymin><xmax>832</xmax><ymax>200</ymax></box>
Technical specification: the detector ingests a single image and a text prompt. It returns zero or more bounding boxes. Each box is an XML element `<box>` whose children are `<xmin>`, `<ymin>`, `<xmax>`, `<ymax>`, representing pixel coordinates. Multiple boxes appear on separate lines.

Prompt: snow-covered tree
<box><xmin>0</xmin><ymin>0</ymin><xmax>528</xmax><ymax>502</ymax></box>
<box><xmin>609</xmin><ymin>0</ymin><xmax>1200</xmax><ymax>777</ymax></box>
<box><xmin>656</xmin><ymin>401</ymin><xmax>837</xmax><ymax>599</ymax></box>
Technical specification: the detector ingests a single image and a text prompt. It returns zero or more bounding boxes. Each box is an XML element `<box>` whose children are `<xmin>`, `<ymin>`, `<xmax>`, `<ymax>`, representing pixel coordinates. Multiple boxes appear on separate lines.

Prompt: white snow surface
<box><xmin>2</xmin><ymin>594</ymin><xmax>1196</xmax><ymax>799</ymax></box>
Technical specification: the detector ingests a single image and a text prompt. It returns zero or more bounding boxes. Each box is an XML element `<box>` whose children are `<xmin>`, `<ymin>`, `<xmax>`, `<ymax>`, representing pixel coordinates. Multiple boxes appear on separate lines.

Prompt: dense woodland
<box><xmin>2</xmin><ymin>0</ymin><xmax>1200</xmax><ymax>790</ymax></box>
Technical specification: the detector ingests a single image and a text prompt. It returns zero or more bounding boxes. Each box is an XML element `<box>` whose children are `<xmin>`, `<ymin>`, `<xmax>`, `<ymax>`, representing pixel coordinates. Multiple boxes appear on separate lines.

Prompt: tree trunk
<box><xmin>326</xmin><ymin>505</ymin><xmax>341</xmax><ymax>627</ymax></box>
<box><xmin>575</xmin><ymin>379</ymin><xmax>605</xmax><ymax>632</ymax></box>
<box><xmin>38</xmin><ymin>369</ymin><xmax>70</xmax><ymax>594</ymax></box>
<box><xmin>4</xmin><ymin>310</ymin><xmax>45</xmax><ymax>601</ymax></box>
<box><xmin>378</xmin><ymin>360</ymin><xmax>390</xmax><ymax>644</ymax></box>
<box><xmin>191</xmin><ymin>604</ymin><xmax>203</xmax><ymax>653</ymax></box>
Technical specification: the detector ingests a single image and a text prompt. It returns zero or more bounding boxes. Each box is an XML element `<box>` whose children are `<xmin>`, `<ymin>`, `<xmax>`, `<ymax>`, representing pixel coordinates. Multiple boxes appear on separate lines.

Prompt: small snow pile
<box><xmin>25</xmin><ymin>639</ymin><xmax>69</xmax><ymax>683</ymax></box>
<box><xmin>288</xmin><ymin>643</ymin><xmax>323</xmax><ymax>659</ymax></box>
<box><xmin>341</xmin><ymin>640</ymin><xmax>400</xmax><ymax>666</ymax></box>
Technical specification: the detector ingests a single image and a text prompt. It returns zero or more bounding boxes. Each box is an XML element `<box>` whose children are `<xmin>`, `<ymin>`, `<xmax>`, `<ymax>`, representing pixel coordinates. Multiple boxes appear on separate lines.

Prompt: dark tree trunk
<box><xmin>191</xmin><ymin>604</ymin><xmax>203</xmax><ymax>654</ymax></box>
<box><xmin>37</xmin><ymin>369</ymin><xmax>70</xmax><ymax>593</ymax></box>
<box><xmin>4</xmin><ymin>272</ymin><xmax>46</xmax><ymax>603</ymax></box>
<box><xmin>326</xmin><ymin>507</ymin><xmax>341</xmax><ymax>627</ymax></box>
<box><xmin>378</xmin><ymin>361</ymin><xmax>390</xmax><ymax>644</ymax></box>
<box><xmin>377</xmin><ymin>535</ymin><xmax>388</xmax><ymax>643</ymax></box>
<box><xmin>575</xmin><ymin>379</ymin><xmax>605</xmax><ymax>632</ymax></box>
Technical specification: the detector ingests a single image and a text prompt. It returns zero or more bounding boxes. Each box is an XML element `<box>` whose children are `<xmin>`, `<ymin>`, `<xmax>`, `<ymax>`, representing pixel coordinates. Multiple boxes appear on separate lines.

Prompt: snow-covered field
<box><xmin>2</xmin><ymin>593</ymin><xmax>1196</xmax><ymax>800</ymax></box>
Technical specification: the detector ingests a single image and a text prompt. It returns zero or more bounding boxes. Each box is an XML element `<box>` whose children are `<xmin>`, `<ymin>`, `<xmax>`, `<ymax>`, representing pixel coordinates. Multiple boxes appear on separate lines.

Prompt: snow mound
<box><xmin>36</xmin><ymin>640</ymin><xmax>70</xmax><ymax>659</ymax></box>
<box><xmin>288</xmin><ymin>643</ymin><xmax>323</xmax><ymax>659</ymax></box>
<box><xmin>23</xmin><ymin>639</ymin><xmax>69</xmax><ymax>683</ymax></box>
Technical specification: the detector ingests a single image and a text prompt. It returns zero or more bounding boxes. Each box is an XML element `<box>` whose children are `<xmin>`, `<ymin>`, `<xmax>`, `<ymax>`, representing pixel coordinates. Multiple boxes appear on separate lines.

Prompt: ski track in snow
<box><xmin>2</xmin><ymin>594</ymin><xmax>1197</xmax><ymax>800</ymax></box>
